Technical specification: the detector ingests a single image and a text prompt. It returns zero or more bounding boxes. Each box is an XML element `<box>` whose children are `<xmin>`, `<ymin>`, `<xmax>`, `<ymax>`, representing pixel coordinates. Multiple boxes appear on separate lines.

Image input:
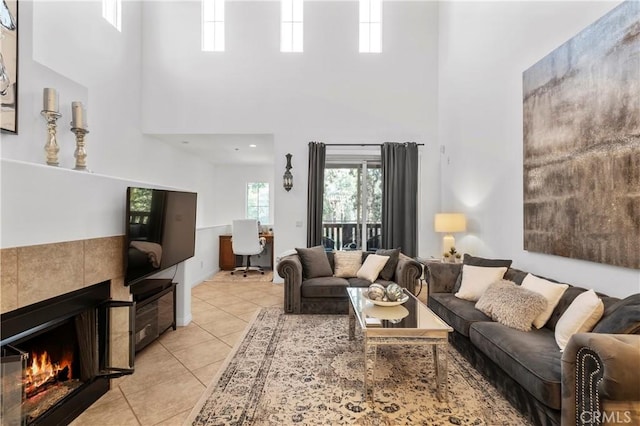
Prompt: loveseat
<box><xmin>425</xmin><ymin>257</ymin><xmax>640</xmax><ymax>426</ymax></box>
<box><xmin>277</xmin><ymin>246</ymin><xmax>422</xmax><ymax>314</ymax></box>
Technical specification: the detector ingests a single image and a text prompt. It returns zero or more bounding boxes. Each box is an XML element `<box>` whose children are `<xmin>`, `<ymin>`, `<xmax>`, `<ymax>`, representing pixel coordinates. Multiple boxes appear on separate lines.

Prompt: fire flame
<box><xmin>24</xmin><ymin>350</ymin><xmax>73</xmax><ymax>396</ymax></box>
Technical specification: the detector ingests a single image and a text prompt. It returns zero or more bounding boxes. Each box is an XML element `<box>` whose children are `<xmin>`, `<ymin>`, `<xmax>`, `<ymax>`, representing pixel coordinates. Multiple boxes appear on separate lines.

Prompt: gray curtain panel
<box><xmin>306</xmin><ymin>142</ymin><xmax>326</xmax><ymax>247</ymax></box>
<box><xmin>381</xmin><ymin>142</ymin><xmax>418</xmax><ymax>257</ymax></box>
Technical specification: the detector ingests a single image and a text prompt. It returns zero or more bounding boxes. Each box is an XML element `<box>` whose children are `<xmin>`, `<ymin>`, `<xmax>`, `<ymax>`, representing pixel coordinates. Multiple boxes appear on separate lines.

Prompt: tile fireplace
<box><xmin>1</xmin><ymin>281</ymin><xmax>134</xmax><ymax>425</ymax></box>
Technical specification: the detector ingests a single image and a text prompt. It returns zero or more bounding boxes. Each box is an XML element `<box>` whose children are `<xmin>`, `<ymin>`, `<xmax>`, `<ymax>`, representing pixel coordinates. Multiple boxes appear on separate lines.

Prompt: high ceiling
<box><xmin>150</xmin><ymin>134</ymin><xmax>274</xmax><ymax>165</ymax></box>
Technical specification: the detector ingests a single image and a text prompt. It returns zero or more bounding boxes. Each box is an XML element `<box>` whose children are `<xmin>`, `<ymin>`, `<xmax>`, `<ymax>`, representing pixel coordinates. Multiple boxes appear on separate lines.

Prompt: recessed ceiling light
<box><xmin>249</xmin><ymin>144</ymin><xmax>257</xmax><ymax>148</ymax></box>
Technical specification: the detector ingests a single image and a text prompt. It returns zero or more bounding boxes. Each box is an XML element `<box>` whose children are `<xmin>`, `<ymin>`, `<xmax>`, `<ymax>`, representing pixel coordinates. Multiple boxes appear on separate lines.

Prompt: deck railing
<box><xmin>322</xmin><ymin>222</ymin><xmax>381</xmax><ymax>251</ymax></box>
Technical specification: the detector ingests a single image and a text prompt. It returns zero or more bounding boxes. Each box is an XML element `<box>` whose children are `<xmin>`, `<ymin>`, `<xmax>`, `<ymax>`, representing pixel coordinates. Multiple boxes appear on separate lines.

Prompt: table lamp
<box><xmin>434</xmin><ymin>213</ymin><xmax>467</xmax><ymax>255</ymax></box>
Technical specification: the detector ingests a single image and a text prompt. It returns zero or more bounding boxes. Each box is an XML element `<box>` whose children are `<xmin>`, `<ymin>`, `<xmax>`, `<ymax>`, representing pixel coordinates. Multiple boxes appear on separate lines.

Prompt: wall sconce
<box><xmin>283</xmin><ymin>153</ymin><xmax>293</xmax><ymax>191</ymax></box>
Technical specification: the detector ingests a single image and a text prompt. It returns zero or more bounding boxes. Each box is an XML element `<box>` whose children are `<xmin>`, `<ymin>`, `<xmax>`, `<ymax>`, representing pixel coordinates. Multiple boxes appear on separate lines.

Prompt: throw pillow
<box><xmin>333</xmin><ymin>250</ymin><xmax>363</xmax><ymax>278</ymax></box>
<box><xmin>454</xmin><ymin>264</ymin><xmax>508</xmax><ymax>302</ymax></box>
<box><xmin>521</xmin><ymin>273</ymin><xmax>569</xmax><ymax>329</ymax></box>
<box><xmin>487</xmin><ymin>282</ymin><xmax>548</xmax><ymax>332</ymax></box>
<box><xmin>592</xmin><ymin>294</ymin><xmax>640</xmax><ymax>335</ymax></box>
<box><xmin>295</xmin><ymin>245</ymin><xmax>333</xmax><ymax>279</ymax></box>
<box><xmin>453</xmin><ymin>254</ymin><xmax>513</xmax><ymax>293</ymax></box>
<box><xmin>475</xmin><ymin>279</ymin><xmax>515</xmax><ymax>317</ymax></box>
<box><xmin>356</xmin><ymin>254</ymin><xmax>390</xmax><ymax>283</ymax></box>
<box><xmin>554</xmin><ymin>290</ymin><xmax>604</xmax><ymax>351</ymax></box>
<box><xmin>376</xmin><ymin>248</ymin><xmax>401</xmax><ymax>281</ymax></box>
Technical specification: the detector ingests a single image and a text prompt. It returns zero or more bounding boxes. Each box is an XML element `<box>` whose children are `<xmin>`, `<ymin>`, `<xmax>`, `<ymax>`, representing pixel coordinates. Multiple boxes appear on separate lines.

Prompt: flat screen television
<box><xmin>124</xmin><ymin>187</ymin><xmax>197</xmax><ymax>286</ymax></box>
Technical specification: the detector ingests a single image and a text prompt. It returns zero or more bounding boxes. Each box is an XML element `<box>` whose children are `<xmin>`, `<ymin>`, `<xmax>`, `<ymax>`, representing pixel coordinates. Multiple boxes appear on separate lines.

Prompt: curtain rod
<box><xmin>323</xmin><ymin>143</ymin><xmax>425</xmax><ymax>147</ymax></box>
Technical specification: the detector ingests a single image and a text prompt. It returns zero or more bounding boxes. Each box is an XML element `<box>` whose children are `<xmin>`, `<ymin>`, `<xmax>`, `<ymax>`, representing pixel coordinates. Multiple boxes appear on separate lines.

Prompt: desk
<box><xmin>219</xmin><ymin>234</ymin><xmax>274</xmax><ymax>271</ymax></box>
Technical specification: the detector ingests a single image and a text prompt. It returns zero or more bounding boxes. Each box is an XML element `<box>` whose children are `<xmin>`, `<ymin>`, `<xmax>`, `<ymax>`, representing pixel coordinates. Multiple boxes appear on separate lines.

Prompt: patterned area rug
<box><xmin>187</xmin><ymin>308</ymin><xmax>530</xmax><ymax>426</ymax></box>
<box><xmin>208</xmin><ymin>270</ymin><xmax>274</xmax><ymax>282</ymax></box>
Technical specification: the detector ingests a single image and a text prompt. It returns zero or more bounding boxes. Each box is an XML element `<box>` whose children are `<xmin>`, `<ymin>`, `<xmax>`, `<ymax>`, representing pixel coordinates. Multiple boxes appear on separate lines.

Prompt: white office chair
<box><xmin>231</xmin><ymin>219</ymin><xmax>266</xmax><ymax>277</ymax></box>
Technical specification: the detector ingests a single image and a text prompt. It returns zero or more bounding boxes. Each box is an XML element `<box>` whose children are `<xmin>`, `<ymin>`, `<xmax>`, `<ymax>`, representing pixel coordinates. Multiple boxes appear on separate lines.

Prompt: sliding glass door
<box><xmin>322</xmin><ymin>158</ymin><xmax>381</xmax><ymax>251</ymax></box>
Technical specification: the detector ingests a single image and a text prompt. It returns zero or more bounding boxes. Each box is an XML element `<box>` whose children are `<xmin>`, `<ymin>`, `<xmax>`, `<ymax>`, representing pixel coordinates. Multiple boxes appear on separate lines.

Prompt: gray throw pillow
<box><xmin>295</xmin><ymin>245</ymin><xmax>333</xmax><ymax>279</ymax></box>
<box><xmin>475</xmin><ymin>279</ymin><xmax>548</xmax><ymax>332</ymax></box>
<box><xmin>376</xmin><ymin>248</ymin><xmax>401</xmax><ymax>281</ymax></box>
<box><xmin>592</xmin><ymin>294</ymin><xmax>640</xmax><ymax>334</ymax></box>
<box><xmin>453</xmin><ymin>254</ymin><xmax>513</xmax><ymax>293</ymax></box>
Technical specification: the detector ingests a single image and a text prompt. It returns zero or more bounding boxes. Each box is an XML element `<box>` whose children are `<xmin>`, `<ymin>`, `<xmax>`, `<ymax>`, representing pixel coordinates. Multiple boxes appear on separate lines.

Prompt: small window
<box><xmin>247</xmin><ymin>183</ymin><xmax>270</xmax><ymax>224</ymax></box>
<box><xmin>281</xmin><ymin>0</ymin><xmax>303</xmax><ymax>52</ymax></box>
<box><xmin>359</xmin><ymin>0</ymin><xmax>381</xmax><ymax>53</ymax></box>
<box><xmin>103</xmin><ymin>0</ymin><xmax>122</xmax><ymax>31</ymax></box>
<box><xmin>202</xmin><ymin>0</ymin><xmax>225</xmax><ymax>52</ymax></box>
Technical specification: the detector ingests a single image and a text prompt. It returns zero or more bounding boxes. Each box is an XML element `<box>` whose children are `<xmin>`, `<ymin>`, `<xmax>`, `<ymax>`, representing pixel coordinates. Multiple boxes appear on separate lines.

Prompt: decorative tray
<box><xmin>364</xmin><ymin>292</ymin><xmax>409</xmax><ymax>307</ymax></box>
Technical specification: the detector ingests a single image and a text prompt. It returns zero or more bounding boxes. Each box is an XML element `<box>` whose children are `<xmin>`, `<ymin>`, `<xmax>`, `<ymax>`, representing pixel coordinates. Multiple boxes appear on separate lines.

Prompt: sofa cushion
<box><xmin>301</xmin><ymin>276</ymin><xmax>349</xmax><ymax>298</ymax></box>
<box><xmin>592</xmin><ymin>294</ymin><xmax>640</xmax><ymax>334</ymax></box>
<box><xmin>453</xmin><ymin>254</ymin><xmax>513</xmax><ymax>293</ymax></box>
<box><xmin>376</xmin><ymin>248</ymin><xmax>401</xmax><ymax>281</ymax></box>
<box><xmin>296</xmin><ymin>245</ymin><xmax>334</xmax><ymax>279</ymax></box>
<box><xmin>428</xmin><ymin>293</ymin><xmax>491</xmax><ymax>336</ymax></box>
<box><xmin>475</xmin><ymin>280</ymin><xmax>548</xmax><ymax>332</ymax></box>
<box><xmin>347</xmin><ymin>277</ymin><xmax>375</xmax><ymax>288</ymax></box>
<box><xmin>469</xmin><ymin>321</ymin><xmax>563</xmax><ymax>410</ymax></box>
<box><xmin>554</xmin><ymin>289</ymin><xmax>604</xmax><ymax>350</ymax></box>
<box><xmin>334</xmin><ymin>250</ymin><xmax>362</xmax><ymax>278</ymax></box>
<box><xmin>521</xmin><ymin>273</ymin><xmax>569</xmax><ymax>329</ymax></box>
<box><xmin>356</xmin><ymin>254</ymin><xmax>389</xmax><ymax>282</ymax></box>
<box><xmin>455</xmin><ymin>265</ymin><xmax>508</xmax><ymax>302</ymax></box>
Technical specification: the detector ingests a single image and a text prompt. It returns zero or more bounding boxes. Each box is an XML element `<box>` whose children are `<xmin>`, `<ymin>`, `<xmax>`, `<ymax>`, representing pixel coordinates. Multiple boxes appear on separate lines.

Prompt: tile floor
<box><xmin>71</xmin><ymin>277</ymin><xmax>429</xmax><ymax>426</ymax></box>
<box><xmin>71</xmin><ymin>275</ymin><xmax>284</xmax><ymax>426</ymax></box>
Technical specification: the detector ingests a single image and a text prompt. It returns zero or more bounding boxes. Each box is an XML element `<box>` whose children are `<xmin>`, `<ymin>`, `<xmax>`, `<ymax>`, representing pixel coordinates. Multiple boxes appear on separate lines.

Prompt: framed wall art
<box><xmin>1</xmin><ymin>0</ymin><xmax>18</xmax><ymax>133</ymax></box>
<box><xmin>523</xmin><ymin>0</ymin><xmax>640</xmax><ymax>270</ymax></box>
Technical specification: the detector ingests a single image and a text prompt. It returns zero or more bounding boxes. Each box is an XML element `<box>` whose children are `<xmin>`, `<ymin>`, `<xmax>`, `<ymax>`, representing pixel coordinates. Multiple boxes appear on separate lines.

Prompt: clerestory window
<box><xmin>202</xmin><ymin>0</ymin><xmax>225</xmax><ymax>52</ymax></box>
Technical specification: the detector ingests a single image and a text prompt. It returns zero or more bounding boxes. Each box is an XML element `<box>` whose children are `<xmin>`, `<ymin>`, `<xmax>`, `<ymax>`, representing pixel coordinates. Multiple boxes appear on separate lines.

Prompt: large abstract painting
<box><xmin>1</xmin><ymin>0</ymin><xmax>17</xmax><ymax>133</ymax></box>
<box><xmin>523</xmin><ymin>0</ymin><xmax>640</xmax><ymax>270</ymax></box>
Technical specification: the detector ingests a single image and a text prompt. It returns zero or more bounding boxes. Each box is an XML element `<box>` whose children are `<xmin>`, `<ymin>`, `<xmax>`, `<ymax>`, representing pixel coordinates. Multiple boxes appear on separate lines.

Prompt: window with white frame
<box><xmin>281</xmin><ymin>0</ymin><xmax>303</xmax><ymax>52</ymax></box>
<box><xmin>102</xmin><ymin>0</ymin><xmax>121</xmax><ymax>31</ymax></box>
<box><xmin>202</xmin><ymin>0</ymin><xmax>225</xmax><ymax>52</ymax></box>
<box><xmin>247</xmin><ymin>183</ymin><xmax>270</xmax><ymax>224</ymax></box>
<box><xmin>359</xmin><ymin>0</ymin><xmax>381</xmax><ymax>53</ymax></box>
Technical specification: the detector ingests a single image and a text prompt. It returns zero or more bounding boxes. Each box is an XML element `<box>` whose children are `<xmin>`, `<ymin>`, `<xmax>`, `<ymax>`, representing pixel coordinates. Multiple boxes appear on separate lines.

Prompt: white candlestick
<box><xmin>43</xmin><ymin>88</ymin><xmax>58</xmax><ymax>112</ymax></box>
<box><xmin>71</xmin><ymin>101</ymin><xmax>86</xmax><ymax>129</ymax></box>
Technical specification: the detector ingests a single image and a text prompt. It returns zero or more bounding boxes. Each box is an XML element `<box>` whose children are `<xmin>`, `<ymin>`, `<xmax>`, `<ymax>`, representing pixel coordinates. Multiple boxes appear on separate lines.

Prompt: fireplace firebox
<box><xmin>1</xmin><ymin>281</ymin><xmax>135</xmax><ymax>425</ymax></box>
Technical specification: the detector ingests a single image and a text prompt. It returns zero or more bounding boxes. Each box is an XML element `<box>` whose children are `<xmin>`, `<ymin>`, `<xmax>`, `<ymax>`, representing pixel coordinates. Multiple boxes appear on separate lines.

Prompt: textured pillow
<box><xmin>476</xmin><ymin>280</ymin><xmax>548</xmax><ymax>331</ymax></box>
<box><xmin>454</xmin><ymin>264</ymin><xmax>508</xmax><ymax>302</ymax></box>
<box><xmin>356</xmin><ymin>254</ymin><xmax>389</xmax><ymax>283</ymax></box>
<box><xmin>333</xmin><ymin>250</ymin><xmax>363</xmax><ymax>278</ymax></box>
<box><xmin>554</xmin><ymin>290</ymin><xmax>604</xmax><ymax>350</ymax></box>
<box><xmin>521</xmin><ymin>273</ymin><xmax>569</xmax><ymax>329</ymax></box>
<box><xmin>453</xmin><ymin>254</ymin><xmax>513</xmax><ymax>293</ymax></box>
<box><xmin>376</xmin><ymin>248</ymin><xmax>401</xmax><ymax>281</ymax></box>
<box><xmin>295</xmin><ymin>245</ymin><xmax>333</xmax><ymax>279</ymax></box>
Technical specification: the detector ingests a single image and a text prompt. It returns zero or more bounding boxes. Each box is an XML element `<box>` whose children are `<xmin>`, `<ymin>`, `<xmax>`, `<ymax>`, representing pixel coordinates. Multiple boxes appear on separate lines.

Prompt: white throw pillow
<box><xmin>356</xmin><ymin>254</ymin><xmax>389</xmax><ymax>283</ymax></box>
<box><xmin>334</xmin><ymin>250</ymin><xmax>362</xmax><ymax>278</ymax></box>
<box><xmin>554</xmin><ymin>290</ymin><xmax>604</xmax><ymax>351</ymax></box>
<box><xmin>454</xmin><ymin>265</ymin><xmax>508</xmax><ymax>302</ymax></box>
<box><xmin>521</xmin><ymin>273</ymin><xmax>569</xmax><ymax>329</ymax></box>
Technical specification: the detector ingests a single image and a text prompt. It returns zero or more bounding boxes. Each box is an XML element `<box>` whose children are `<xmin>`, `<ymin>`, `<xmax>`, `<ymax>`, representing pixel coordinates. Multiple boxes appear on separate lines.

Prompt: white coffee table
<box><xmin>347</xmin><ymin>287</ymin><xmax>453</xmax><ymax>402</ymax></box>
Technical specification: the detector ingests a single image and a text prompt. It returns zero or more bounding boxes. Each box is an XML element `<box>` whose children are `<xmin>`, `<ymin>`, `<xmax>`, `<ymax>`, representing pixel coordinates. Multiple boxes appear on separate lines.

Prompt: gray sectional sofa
<box><xmin>278</xmin><ymin>249</ymin><xmax>422</xmax><ymax>314</ymax></box>
<box><xmin>425</xmin><ymin>258</ymin><xmax>640</xmax><ymax>426</ymax></box>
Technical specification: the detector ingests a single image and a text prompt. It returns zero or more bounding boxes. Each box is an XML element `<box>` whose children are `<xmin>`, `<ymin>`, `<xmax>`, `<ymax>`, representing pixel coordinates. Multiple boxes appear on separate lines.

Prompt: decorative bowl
<box><xmin>364</xmin><ymin>291</ymin><xmax>409</xmax><ymax>306</ymax></box>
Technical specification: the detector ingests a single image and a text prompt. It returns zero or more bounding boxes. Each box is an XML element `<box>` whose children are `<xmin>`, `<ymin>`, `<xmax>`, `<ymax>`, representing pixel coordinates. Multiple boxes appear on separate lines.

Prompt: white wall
<box><xmin>140</xmin><ymin>1</ymin><xmax>442</xmax><ymax>272</ymax></box>
<box><xmin>212</xmin><ymin>164</ymin><xmax>275</xmax><ymax>226</ymax></box>
<box><xmin>0</xmin><ymin>1</ymin><xmax>219</xmax><ymax>325</ymax></box>
<box><xmin>438</xmin><ymin>1</ymin><xmax>640</xmax><ymax>297</ymax></box>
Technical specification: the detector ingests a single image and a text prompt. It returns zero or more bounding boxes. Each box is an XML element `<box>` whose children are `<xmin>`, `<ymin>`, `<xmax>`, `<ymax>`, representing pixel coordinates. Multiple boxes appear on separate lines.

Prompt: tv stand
<box><xmin>130</xmin><ymin>279</ymin><xmax>177</xmax><ymax>353</ymax></box>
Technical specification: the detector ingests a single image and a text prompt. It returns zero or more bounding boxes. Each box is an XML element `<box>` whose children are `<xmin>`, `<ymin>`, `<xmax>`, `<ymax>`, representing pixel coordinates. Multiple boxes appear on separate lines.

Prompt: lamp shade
<box><xmin>434</xmin><ymin>213</ymin><xmax>467</xmax><ymax>233</ymax></box>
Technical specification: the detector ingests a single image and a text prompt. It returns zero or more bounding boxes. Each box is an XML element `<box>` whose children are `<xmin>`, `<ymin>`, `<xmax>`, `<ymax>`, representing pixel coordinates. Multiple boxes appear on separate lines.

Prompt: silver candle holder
<box><xmin>71</xmin><ymin>127</ymin><xmax>89</xmax><ymax>171</ymax></box>
<box><xmin>41</xmin><ymin>110</ymin><xmax>62</xmax><ymax>166</ymax></box>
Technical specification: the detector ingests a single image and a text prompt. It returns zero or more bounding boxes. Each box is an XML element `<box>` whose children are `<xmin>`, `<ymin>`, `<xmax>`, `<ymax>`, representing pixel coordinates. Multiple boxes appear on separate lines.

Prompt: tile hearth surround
<box><xmin>0</xmin><ymin>235</ymin><xmax>132</xmax><ymax>389</ymax></box>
